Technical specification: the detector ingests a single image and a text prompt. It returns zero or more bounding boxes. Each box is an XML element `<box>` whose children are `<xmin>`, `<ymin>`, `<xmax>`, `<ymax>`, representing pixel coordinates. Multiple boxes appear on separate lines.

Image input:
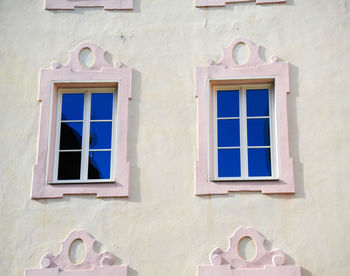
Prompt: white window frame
<box><xmin>212</xmin><ymin>83</ymin><xmax>279</xmax><ymax>181</ymax></box>
<box><xmin>51</xmin><ymin>87</ymin><xmax>117</xmax><ymax>184</ymax></box>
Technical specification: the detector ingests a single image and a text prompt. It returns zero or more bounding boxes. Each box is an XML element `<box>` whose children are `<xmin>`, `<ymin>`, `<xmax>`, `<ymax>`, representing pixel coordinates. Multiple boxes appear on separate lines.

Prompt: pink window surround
<box><xmin>25</xmin><ymin>230</ymin><xmax>128</xmax><ymax>276</ymax></box>
<box><xmin>32</xmin><ymin>42</ymin><xmax>132</xmax><ymax>199</ymax></box>
<box><xmin>195</xmin><ymin>38</ymin><xmax>294</xmax><ymax>195</ymax></box>
<box><xmin>198</xmin><ymin>227</ymin><xmax>301</xmax><ymax>276</ymax></box>
<box><xmin>45</xmin><ymin>0</ymin><xmax>133</xmax><ymax>10</ymax></box>
<box><xmin>195</xmin><ymin>0</ymin><xmax>285</xmax><ymax>7</ymax></box>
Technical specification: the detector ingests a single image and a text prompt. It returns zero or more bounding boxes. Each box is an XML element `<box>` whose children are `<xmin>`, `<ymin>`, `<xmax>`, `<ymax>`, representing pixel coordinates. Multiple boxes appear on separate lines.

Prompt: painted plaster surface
<box><xmin>0</xmin><ymin>0</ymin><xmax>350</xmax><ymax>276</ymax></box>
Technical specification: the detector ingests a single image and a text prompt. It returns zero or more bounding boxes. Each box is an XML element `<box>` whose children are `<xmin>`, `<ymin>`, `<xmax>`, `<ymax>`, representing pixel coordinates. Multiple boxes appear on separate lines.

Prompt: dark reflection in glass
<box><xmin>218</xmin><ymin>119</ymin><xmax>240</xmax><ymax>147</ymax></box>
<box><xmin>91</xmin><ymin>93</ymin><xmax>113</xmax><ymax>120</ymax></box>
<box><xmin>61</xmin><ymin>93</ymin><xmax>84</xmax><ymax>120</ymax></box>
<box><xmin>88</xmin><ymin>151</ymin><xmax>111</xmax><ymax>179</ymax></box>
<box><xmin>248</xmin><ymin>148</ymin><xmax>271</xmax><ymax>177</ymax></box>
<box><xmin>58</xmin><ymin>152</ymin><xmax>81</xmax><ymax>180</ymax></box>
<box><xmin>246</xmin><ymin>89</ymin><xmax>269</xmax><ymax>117</ymax></box>
<box><xmin>60</xmin><ymin>122</ymin><xmax>83</xmax><ymax>150</ymax></box>
<box><xmin>247</xmin><ymin>118</ymin><xmax>270</xmax><ymax>146</ymax></box>
<box><xmin>217</xmin><ymin>90</ymin><xmax>239</xmax><ymax>118</ymax></box>
<box><xmin>89</xmin><ymin>122</ymin><xmax>112</xmax><ymax>149</ymax></box>
<box><xmin>218</xmin><ymin>149</ymin><xmax>241</xmax><ymax>177</ymax></box>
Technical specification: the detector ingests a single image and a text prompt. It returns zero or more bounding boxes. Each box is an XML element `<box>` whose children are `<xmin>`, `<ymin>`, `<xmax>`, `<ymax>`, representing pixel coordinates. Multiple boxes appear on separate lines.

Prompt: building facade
<box><xmin>0</xmin><ymin>0</ymin><xmax>349</xmax><ymax>275</ymax></box>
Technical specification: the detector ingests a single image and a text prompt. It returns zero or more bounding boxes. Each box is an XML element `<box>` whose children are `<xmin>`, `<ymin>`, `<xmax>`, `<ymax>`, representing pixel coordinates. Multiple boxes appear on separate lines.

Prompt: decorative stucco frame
<box><xmin>198</xmin><ymin>227</ymin><xmax>301</xmax><ymax>276</ymax></box>
<box><xmin>195</xmin><ymin>38</ymin><xmax>294</xmax><ymax>195</ymax></box>
<box><xmin>25</xmin><ymin>230</ymin><xmax>128</xmax><ymax>276</ymax></box>
<box><xmin>195</xmin><ymin>0</ymin><xmax>285</xmax><ymax>7</ymax></box>
<box><xmin>45</xmin><ymin>0</ymin><xmax>133</xmax><ymax>10</ymax></box>
<box><xmin>32</xmin><ymin>42</ymin><xmax>132</xmax><ymax>199</ymax></box>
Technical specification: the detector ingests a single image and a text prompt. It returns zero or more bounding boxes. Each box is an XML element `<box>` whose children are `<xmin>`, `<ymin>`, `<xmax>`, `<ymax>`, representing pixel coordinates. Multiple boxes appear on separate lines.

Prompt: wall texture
<box><xmin>0</xmin><ymin>0</ymin><xmax>349</xmax><ymax>275</ymax></box>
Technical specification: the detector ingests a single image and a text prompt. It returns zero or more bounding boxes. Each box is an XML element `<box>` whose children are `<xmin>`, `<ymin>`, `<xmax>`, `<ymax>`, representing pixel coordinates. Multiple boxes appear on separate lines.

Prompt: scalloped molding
<box><xmin>195</xmin><ymin>0</ymin><xmax>285</xmax><ymax>7</ymax></box>
<box><xmin>32</xmin><ymin>42</ymin><xmax>132</xmax><ymax>199</ymax></box>
<box><xmin>198</xmin><ymin>227</ymin><xmax>301</xmax><ymax>276</ymax></box>
<box><xmin>45</xmin><ymin>0</ymin><xmax>133</xmax><ymax>10</ymax></box>
<box><xmin>25</xmin><ymin>230</ymin><xmax>128</xmax><ymax>276</ymax></box>
<box><xmin>195</xmin><ymin>37</ymin><xmax>294</xmax><ymax>195</ymax></box>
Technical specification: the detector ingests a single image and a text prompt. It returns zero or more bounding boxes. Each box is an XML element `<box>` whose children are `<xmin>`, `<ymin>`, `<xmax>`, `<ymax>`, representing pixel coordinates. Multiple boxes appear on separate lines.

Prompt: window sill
<box><xmin>211</xmin><ymin>177</ymin><xmax>280</xmax><ymax>182</ymax></box>
<box><xmin>49</xmin><ymin>179</ymin><xmax>116</xmax><ymax>185</ymax></box>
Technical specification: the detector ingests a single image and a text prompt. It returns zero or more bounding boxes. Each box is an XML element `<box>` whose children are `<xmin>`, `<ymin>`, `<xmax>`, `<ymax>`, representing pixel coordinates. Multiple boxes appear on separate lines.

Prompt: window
<box><xmin>213</xmin><ymin>84</ymin><xmax>277</xmax><ymax>181</ymax></box>
<box><xmin>53</xmin><ymin>88</ymin><xmax>117</xmax><ymax>183</ymax></box>
<box><xmin>32</xmin><ymin>43</ymin><xmax>132</xmax><ymax>198</ymax></box>
<box><xmin>45</xmin><ymin>0</ymin><xmax>133</xmax><ymax>10</ymax></box>
<box><xmin>195</xmin><ymin>38</ymin><xmax>294</xmax><ymax>195</ymax></box>
<box><xmin>195</xmin><ymin>0</ymin><xmax>285</xmax><ymax>7</ymax></box>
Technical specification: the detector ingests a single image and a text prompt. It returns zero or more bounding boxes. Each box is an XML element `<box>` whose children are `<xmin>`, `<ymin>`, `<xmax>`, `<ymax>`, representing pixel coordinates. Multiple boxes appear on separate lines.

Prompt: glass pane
<box><xmin>246</xmin><ymin>89</ymin><xmax>269</xmax><ymax>117</ymax></box>
<box><xmin>218</xmin><ymin>149</ymin><xmax>241</xmax><ymax>177</ymax></box>
<box><xmin>58</xmin><ymin>151</ymin><xmax>81</xmax><ymax>180</ymax></box>
<box><xmin>89</xmin><ymin>122</ymin><xmax>112</xmax><ymax>149</ymax></box>
<box><xmin>217</xmin><ymin>119</ymin><xmax>240</xmax><ymax>147</ymax></box>
<box><xmin>217</xmin><ymin>90</ymin><xmax>239</xmax><ymax>118</ymax></box>
<box><xmin>61</xmin><ymin>93</ymin><xmax>84</xmax><ymax>120</ymax></box>
<box><xmin>248</xmin><ymin>148</ymin><xmax>271</xmax><ymax>177</ymax></box>
<box><xmin>88</xmin><ymin>151</ymin><xmax>111</xmax><ymax>179</ymax></box>
<box><xmin>247</xmin><ymin>118</ymin><xmax>270</xmax><ymax>146</ymax></box>
<box><xmin>60</xmin><ymin>122</ymin><xmax>83</xmax><ymax>150</ymax></box>
<box><xmin>90</xmin><ymin>93</ymin><xmax>113</xmax><ymax>120</ymax></box>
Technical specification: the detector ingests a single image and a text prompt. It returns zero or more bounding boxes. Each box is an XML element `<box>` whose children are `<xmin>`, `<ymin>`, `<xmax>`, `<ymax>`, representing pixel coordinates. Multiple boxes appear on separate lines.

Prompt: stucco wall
<box><xmin>0</xmin><ymin>0</ymin><xmax>349</xmax><ymax>275</ymax></box>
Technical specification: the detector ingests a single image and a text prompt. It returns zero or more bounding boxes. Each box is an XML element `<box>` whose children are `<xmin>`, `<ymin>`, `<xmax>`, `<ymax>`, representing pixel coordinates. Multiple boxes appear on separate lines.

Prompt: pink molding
<box><xmin>195</xmin><ymin>37</ymin><xmax>294</xmax><ymax>195</ymax></box>
<box><xmin>25</xmin><ymin>230</ymin><xmax>128</xmax><ymax>276</ymax></box>
<box><xmin>198</xmin><ymin>227</ymin><xmax>301</xmax><ymax>276</ymax></box>
<box><xmin>32</xmin><ymin>42</ymin><xmax>132</xmax><ymax>199</ymax></box>
<box><xmin>195</xmin><ymin>0</ymin><xmax>285</xmax><ymax>7</ymax></box>
<box><xmin>45</xmin><ymin>0</ymin><xmax>133</xmax><ymax>10</ymax></box>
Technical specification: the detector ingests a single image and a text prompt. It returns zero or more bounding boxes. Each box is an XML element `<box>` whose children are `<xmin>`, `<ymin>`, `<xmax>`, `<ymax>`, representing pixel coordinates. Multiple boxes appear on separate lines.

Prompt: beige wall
<box><xmin>0</xmin><ymin>0</ymin><xmax>350</xmax><ymax>275</ymax></box>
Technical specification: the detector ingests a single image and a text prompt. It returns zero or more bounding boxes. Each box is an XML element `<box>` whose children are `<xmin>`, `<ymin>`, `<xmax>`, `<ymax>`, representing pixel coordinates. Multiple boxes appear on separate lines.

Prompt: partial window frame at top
<box><xmin>45</xmin><ymin>0</ymin><xmax>133</xmax><ymax>10</ymax></box>
<box><xmin>195</xmin><ymin>38</ymin><xmax>294</xmax><ymax>195</ymax></box>
<box><xmin>32</xmin><ymin>43</ymin><xmax>132</xmax><ymax>199</ymax></box>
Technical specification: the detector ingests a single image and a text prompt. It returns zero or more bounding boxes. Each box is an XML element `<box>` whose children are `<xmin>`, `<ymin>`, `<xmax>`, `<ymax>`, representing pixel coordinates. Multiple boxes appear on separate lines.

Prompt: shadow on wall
<box><xmin>95</xmin><ymin>240</ymin><xmax>139</xmax><ymax>275</ymax></box>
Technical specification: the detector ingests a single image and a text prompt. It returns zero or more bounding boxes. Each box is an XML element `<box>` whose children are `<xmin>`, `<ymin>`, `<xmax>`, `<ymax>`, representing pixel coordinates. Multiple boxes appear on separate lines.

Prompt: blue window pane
<box><xmin>218</xmin><ymin>149</ymin><xmax>241</xmax><ymax>177</ymax></box>
<box><xmin>248</xmin><ymin>148</ymin><xmax>271</xmax><ymax>177</ymax></box>
<box><xmin>91</xmin><ymin>93</ymin><xmax>113</xmax><ymax>120</ymax></box>
<box><xmin>217</xmin><ymin>119</ymin><xmax>240</xmax><ymax>147</ymax></box>
<box><xmin>89</xmin><ymin>122</ymin><xmax>112</xmax><ymax>149</ymax></box>
<box><xmin>61</xmin><ymin>93</ymin><xmax>84</xmax><ymax>120</ymax></box>
<box><xmin>246</xmin><ymin>89</ymin><xmax>269</xmax><ymax>117</ymax></box>
<box><xmin>247</xmin><ymin>118</ymin><xmax>270</xmax><ymax>146</ymax></box>
<box><xmin>88</xmin><ymin>151</ymin><xmax>111</xmax><ymax>179</ymax></box>
<box><xmin>60</xmin><ymin>122</ymin><xmax>83</xmax><ymax>150</ymax></box>
<box><xmin>217</xmin><ymin>90</ymin><xmax>239</xmax><ymax>118</ymax></box>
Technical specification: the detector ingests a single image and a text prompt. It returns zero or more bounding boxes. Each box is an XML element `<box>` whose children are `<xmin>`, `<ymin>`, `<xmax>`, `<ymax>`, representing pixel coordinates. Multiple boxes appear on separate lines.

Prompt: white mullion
<box><xmin>247</xmin><ymin>146</ymin><xmax>271</xmax><ymax>149</ymax></box>
<box><xmin>240</xmin><ymin>87</ymin><xmax>248</xmax><ymax>179</ymax></box>
<box><xmin>81</xmin><ymin>90</ymin><xmax>91</xmax><ymax>181</ymax></box>
<box><xmin>53</xmin><ymin>92</ymin><xmax>63</xmax><ymax>182</ymax></box>
<box><xmin>217</xmin><ymin>117</ymin><xmax>240</xmax><ymax>120</ymax></box>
